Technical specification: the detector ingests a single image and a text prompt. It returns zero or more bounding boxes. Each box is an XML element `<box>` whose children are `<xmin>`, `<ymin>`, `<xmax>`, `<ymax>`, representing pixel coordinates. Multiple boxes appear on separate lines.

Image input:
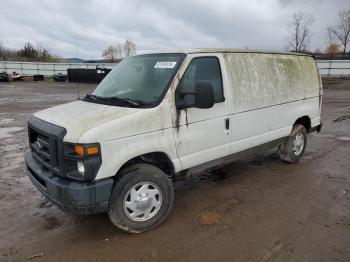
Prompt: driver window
<box><xmin>177</xmin><ymin>57</ymin><xmax>224</xmax><ymax>104</ymax></box>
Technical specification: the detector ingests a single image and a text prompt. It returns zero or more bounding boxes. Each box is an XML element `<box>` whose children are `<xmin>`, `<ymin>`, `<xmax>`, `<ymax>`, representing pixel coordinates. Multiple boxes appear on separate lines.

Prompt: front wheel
<box><xmin>278</xmin><ymin>124</ymin><xmax>307</xmax><ymax>163</ymax></box>
<box><xmin>108</xmin><ymin>163</ymin><xmax>174</xmax><ymax>233</ymax></box>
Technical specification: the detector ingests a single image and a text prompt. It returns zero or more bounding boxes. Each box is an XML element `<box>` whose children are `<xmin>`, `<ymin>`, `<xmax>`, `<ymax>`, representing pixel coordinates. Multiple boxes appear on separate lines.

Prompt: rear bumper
<box><xmin>25</xmin><ymin>151</ymin><xmax>113</xmax><ymax>215</ymax></box>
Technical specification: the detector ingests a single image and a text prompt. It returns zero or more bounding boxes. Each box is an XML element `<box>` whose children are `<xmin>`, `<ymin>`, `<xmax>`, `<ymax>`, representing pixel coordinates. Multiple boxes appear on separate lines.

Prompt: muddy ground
<box><xmin>0</xmin><ymin>82</ymin><xmax>349</xmax><ymax>262</ymax></box>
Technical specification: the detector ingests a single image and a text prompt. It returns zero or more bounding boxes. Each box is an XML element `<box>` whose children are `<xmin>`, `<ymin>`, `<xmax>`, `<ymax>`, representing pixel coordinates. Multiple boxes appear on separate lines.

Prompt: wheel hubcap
<box><xmin>293</xmin><ymin>133</ymin><xmax>304</xmax><ymax>156</ymax></box>
<box><xmin>123</xmin><ymin>182</ymin><xmax>162</xmax><ymax>222</ymax></box>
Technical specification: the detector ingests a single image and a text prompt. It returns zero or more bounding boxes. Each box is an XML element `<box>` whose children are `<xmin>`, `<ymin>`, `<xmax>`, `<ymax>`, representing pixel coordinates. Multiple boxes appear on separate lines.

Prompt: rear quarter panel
<box><xmin>224</xmin><ymin>53</ymin><xmax>321</xmax><ymax>153</ymax></box>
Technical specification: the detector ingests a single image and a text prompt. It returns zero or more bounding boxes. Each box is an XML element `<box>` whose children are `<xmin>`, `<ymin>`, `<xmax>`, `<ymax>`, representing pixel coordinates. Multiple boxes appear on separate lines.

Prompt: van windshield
<box><xmin>85</xmin><ymin>53</ymin><xmax>185</xmax><ymax>108</ymax></box>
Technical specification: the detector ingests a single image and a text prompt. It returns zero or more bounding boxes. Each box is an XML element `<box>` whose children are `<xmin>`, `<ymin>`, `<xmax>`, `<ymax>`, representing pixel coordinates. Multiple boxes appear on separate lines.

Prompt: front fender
<box><xmin>95</xmin><ymin>128</ymin><xmax>181</xmax><ymax>180</ymax></box>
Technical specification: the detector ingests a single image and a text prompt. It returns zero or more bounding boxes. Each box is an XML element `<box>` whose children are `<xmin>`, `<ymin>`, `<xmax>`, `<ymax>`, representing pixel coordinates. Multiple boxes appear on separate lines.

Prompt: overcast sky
<box><xmin>0</xmin><ymin>0</ymin><xmax>349</xmax><ymax>59</ymax></box>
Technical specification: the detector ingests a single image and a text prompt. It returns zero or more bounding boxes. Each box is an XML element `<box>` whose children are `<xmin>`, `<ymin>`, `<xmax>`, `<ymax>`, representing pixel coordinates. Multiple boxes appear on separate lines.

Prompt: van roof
<box><xmin>140</xmin><ymin>48</ymin><xmax>314</xmax><ymax>57</ymax></box>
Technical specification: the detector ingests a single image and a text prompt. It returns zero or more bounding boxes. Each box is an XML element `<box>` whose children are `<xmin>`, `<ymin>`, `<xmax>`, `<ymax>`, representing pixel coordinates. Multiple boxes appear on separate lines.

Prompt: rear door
<box><xmin>172</xmin><ymin>54</ymin><xmax>232</xmax><ymax>169</ymax></box>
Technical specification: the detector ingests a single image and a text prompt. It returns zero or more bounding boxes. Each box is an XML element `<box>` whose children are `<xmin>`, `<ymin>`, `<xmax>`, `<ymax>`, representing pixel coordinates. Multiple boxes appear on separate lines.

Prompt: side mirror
<box><xmin>176</xmin><ymin>80</ymin><xmax>214</xmax><ymax>109</ymax></box>
<box><xmin>194</xmin><ymin>80</ymin><xmax>214</xmax><ymax>109</ymax></box>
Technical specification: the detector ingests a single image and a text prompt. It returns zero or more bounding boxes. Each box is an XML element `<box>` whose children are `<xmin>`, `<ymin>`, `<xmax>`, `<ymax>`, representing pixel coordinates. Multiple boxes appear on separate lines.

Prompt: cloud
<box><xmin>0</xmin><ymin>0</ymin><xmax>348</xmax><ymax>58</ymax></box>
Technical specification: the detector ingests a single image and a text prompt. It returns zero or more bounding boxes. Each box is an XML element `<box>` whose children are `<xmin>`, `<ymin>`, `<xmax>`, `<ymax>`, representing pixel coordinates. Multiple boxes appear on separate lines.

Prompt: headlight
<box><xmin>77</xmin><ymin>161</ymin><xmax>85</xmax><ymax>175</ymax></box>
<box><xmin>64</xmin><ymin>143</ymin><xmax>102</xmax><ymax>181</ymax></box>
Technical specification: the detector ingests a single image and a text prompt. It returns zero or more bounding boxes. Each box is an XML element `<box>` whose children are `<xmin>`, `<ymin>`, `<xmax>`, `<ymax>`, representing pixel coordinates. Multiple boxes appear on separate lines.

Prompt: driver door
<box><xmin>172</xmin><ymin>55</ymin><xmax>231</xmax><ymax>169</ymax></box>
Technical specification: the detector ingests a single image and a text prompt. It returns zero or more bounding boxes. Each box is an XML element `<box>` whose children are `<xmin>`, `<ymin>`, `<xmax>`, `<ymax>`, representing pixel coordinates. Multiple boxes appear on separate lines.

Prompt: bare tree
<box><xmin>329</xmin><ymin>9</ymin><xmax>350</xmax><ymax>56</ymax></box>
<box><xmin>102</xmin><ymin>46</ymin><xmax>121</xmax><ymax>62</ymax></box>
<box><xmin>0</xmin><ymin>42</ymin><xmax>5</xmax><ymax>60</ymax></box>
<box><xmin>123</xmin><ymin>40</ymin><xmax>136</xmax><ymax>58</ymax></box>
<box><xmin>287</xmin><ymin>11</ymin><xmax>315</xmax><ymax>52</ymax></box>
<box><xmin>116</xmin><ymin>43</ymin><xmax>123</xmax><ymax>58</ymax></box>
<box><xmin>41</xmin><ymin>48</ymin><xmax>49</xmax><ymax>62</ymax></box>
<box><xmin>36</xmin><ymin>44</ymin><xmax>50</xmax><ymax>62</ymax></box>
<box><xmin>327</xmin><ymin>26</ymin><xmax>333</xmax><ymax>47</ymax></box>
<box><xmin>18</xmin><ymin>42</ymin><xmax>38</xmax><ymax>60</ymax></box>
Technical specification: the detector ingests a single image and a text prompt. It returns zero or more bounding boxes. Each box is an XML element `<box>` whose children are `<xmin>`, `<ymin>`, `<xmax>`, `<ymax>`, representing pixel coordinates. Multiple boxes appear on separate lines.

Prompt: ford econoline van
<box><xmin>25</xmin><ymin>49</ymin><xmax>322</xmax><ymax>233</ymax></box>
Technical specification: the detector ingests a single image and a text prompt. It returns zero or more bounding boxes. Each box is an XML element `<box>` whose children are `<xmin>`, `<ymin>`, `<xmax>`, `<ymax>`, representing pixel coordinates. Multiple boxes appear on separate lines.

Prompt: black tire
<box><xmin>108</xmin><ymin>163</ymin><xmax>174</xmax><ymax>233</ymax></box>
<box><xmin>278</xmin><ymin>124</ymin><xmax>307</xmax><ymax>163</ymax></box>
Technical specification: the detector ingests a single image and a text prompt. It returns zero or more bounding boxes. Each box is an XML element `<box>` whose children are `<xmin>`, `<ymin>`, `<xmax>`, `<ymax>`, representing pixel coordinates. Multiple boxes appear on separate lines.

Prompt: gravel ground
<box><xmin>0</xmin><ymin>81</ymin><xmax>349</xmax><ymax>262</ymax></box>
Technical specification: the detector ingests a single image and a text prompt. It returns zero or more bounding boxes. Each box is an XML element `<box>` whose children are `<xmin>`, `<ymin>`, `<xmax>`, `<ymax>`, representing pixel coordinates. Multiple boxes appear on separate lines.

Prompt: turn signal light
<box><xmin>74</xmin><ymin>145</ymin><xmax>84</xmax><ymax>156</ymax></box>
<box><xmin>74</xmin><ymin>144</ymin><xmax>99</xmax><ymax>156</ymax></box>
<box><xmin>87</xmin><ymin>146</ymin><xmax>99</xmax><ymax>155</ymax></box>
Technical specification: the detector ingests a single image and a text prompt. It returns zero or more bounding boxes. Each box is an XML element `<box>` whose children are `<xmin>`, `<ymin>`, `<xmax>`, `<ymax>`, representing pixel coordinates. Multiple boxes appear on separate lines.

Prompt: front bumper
<box><xmin>25</xmin><ymin>151</ymin><xmax>113</xmax><ymax>215</ymax></box>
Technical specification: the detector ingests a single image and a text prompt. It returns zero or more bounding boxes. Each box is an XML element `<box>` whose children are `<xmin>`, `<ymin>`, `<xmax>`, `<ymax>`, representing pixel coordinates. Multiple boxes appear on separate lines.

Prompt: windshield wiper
<box><xmin>84</xmin><ymin>93</ymin><xmax>98</xmax><ymax>100</ymax></box>
<box><xmin>84</xmin><ymin>93</ymin><xmax>149</xmax><ymax>107</ymax></box>
<box><xmin>102</xmin><ymin>96</ymin><xmax>142</xmax><ymax>106</ymax></box>
<box><xmin>122</xmin><ymin>97</ymin><xmax>151</xmax><ymax>107</ymax></box>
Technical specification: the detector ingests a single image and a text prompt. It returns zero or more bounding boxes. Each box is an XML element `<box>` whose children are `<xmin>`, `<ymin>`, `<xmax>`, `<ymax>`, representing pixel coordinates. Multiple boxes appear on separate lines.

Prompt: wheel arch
<box><xmin>115</xmin><ymin>151</ymin><xmax>176</xmax><ymax>179</ymax></box>
<box><xmin>293</xmin><ymin>115</ymin><xmax>311</xmax><ymax>133</ymax></box>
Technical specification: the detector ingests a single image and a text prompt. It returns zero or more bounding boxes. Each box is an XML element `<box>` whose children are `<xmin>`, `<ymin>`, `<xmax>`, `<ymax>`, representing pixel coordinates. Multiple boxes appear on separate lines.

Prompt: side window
<box><xmin>177</xmin><ymin>57</ymin><xmax>224</xmax><ymax>103</ymax></box>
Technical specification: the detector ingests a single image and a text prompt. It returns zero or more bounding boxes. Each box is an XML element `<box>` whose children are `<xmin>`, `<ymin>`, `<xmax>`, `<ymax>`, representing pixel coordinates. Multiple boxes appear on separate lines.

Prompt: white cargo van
<box><xmin>25</xmin><ymin>49</ymin><xmax>322</xmax><ymax>233</ymax></box>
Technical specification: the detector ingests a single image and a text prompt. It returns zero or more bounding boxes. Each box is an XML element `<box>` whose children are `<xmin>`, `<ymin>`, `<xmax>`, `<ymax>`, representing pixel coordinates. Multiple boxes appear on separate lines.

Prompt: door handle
<box><xmin>225</xmin><ymin>118</ymin><xmax>230</xmax><ymax>130</ymax></box>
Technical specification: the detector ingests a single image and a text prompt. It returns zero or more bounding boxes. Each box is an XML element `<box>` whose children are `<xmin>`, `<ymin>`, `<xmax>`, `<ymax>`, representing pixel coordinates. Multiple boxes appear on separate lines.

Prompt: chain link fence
<box><xmin>1</xmin><ymin>60</ymin><xmax>349</xmax><ymax>77</ymax></box>
<box><xmin>0</xmin><ymin>61</ymin><xmax>116</xmax><ymax>76</ymax></box>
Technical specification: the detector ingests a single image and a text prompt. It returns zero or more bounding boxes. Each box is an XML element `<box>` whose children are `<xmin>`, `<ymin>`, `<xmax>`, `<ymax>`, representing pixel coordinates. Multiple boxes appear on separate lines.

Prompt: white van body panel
<box><xmin>32</xmin><ymin>49</ymin><xmax>322</xmax><ymax>181</ymax></box>
<box><xmin>222</xmin><ymin>53</ymin><xmax>321</xmax><ymax>154</ymax></box>
<box><xmin>229</xmin><ymin>97</ymin><xmax>320</xmax><ymax>154</ymax></box>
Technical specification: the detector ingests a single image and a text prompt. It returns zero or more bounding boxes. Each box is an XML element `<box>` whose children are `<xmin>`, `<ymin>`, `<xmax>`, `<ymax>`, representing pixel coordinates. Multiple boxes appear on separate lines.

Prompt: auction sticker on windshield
<box><xmin>154</xmin><ymin>62</ymin><xmax>177</xmax><ymax>69</ymax></box>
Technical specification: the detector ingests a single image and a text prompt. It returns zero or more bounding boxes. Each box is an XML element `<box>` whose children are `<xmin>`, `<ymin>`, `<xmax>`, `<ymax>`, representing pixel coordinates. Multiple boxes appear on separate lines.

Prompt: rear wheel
<box><xmin>108</xmin><ymin>163</ymin><xmax>174</xmax><ymax>233</ymax></box>
<box><xmin>278</xmin><ymin>124</ymin><xmax>307</xmax><ymax>163</ymax></box>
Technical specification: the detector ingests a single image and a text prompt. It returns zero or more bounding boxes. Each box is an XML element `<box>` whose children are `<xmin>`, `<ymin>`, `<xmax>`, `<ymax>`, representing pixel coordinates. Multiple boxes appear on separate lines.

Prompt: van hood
<box><xmin>33</xmin><ymin>100</ymin><xmax>141</xmax><ymax>143</ymax></box>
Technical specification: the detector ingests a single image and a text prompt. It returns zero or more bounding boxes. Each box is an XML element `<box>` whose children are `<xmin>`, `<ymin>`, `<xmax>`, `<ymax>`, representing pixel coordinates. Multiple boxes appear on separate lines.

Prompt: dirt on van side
<box><xmin>0</xmin><ymin>81</ymin><xmax>349</xmax><ymax>262</ymax></box>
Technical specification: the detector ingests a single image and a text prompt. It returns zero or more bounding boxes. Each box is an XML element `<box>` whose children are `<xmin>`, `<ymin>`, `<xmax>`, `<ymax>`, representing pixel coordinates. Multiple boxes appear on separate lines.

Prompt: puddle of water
<box><xmin>0</xmin><ymin>118</ymin><xmax>14</xmax><ymax>125</ymax></box>
<box><xmin>0</xmin><ymin>156</ymin><xmax>24</xmax><ymax>172</ymax></box>
<box><xmin>315</xmin><ymin>134</ymin><xmax>350</xmax><ymax>141</ymax></box>
<box><xmin>338</xmin><ymin>136</ymin><xmax>350</xmax><ymax>141</ymax></box>
<box><xmin>333</xmin><ymin>115</ymin><xmax>350</xmax><ymax>123</ymax></box>
<box><xmin>0</xmin><ymin>127</ymin><xmax>23</xmax><ymax>139</ymax></box>
<box><xmin>0</xmin><ymin>142</ymin><xmax>24</xmax><ymax>172</ymax></box>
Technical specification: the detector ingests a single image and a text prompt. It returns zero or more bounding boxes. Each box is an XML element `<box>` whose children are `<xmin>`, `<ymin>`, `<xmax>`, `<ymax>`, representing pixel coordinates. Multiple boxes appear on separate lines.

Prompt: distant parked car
<box><xmin>52</xmin><ymin>72</ymin><xmax>67</xmax><ymax>82</ymax></box>
<box><xmin>0</xmin><ymin>71</ymin><xmax>9</xmax><ymax>82</ymax></box>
